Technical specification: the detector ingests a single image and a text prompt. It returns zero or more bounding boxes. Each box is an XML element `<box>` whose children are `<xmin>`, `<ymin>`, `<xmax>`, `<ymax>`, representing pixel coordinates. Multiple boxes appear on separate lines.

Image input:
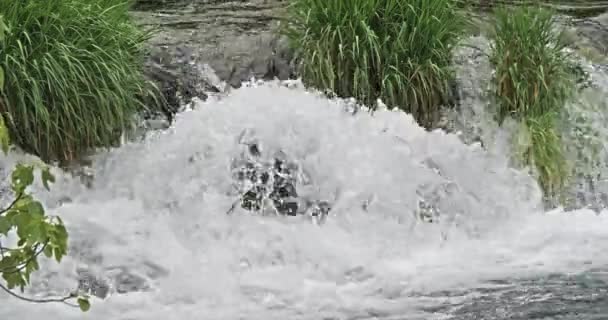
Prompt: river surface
<box><xmin>0</xmin><ymin>80</ymin><xmax>606</xmax><ymax>320</ymax></box>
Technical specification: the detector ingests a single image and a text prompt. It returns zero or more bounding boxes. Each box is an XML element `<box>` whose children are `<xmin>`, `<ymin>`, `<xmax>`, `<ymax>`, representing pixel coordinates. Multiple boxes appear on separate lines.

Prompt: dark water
<box><xmin>417</xmin><ymin>269</ymin><xmax>608</xmax><ymax>320</ymax></box>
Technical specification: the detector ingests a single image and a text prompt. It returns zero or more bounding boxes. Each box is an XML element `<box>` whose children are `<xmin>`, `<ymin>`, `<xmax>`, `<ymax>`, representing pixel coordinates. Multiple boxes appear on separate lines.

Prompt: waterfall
<box><xmin>0</xmin><ymin>46</ymin><xmax>607</xmax><ymax>320</ymax></box>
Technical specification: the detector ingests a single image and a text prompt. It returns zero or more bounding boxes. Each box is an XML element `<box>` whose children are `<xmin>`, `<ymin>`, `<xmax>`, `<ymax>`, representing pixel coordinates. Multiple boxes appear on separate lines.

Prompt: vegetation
<box><xmin>282</xmin><ymin>0</ymin><xmax>465</xmax><ymax>128</ymax></box>
<box><xmin>0</xmin><ymin>0</ymin><xmax>157</xmax><ymax>162</ymax></box>
<box><xmin>0</xmin><ymin>156</ymin><xmax>91</xmax><ymax>311</ymax></box>
<box><xmin>0</xmin><ymin>16</ymin><xmax>88</xmax><ymax>312</ymax></box>
<box><xmin>0</xmin><ymin>45</ymin><xmax>89</xmax><ymax>309</ymax></box>
<box><xmin>489</xmin><ymin>5</ymin><xmax>576</xmax><ymax>203</ymax></box>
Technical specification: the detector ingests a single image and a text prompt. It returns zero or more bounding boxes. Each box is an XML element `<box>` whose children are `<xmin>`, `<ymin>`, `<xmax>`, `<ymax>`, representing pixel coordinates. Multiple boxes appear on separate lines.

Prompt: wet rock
<box><xmin>76</xmin><ymin>263</ymin><xmax>166</xmax><ymax>298</ymax></box>
<box><xmin>564</xmin><ymin>13</ymin><xmax>608</xmax><ymax>62</ymax></box>
<box><xmin>108</xmin><ymin>267</ymin><xmax>151</xmax><ymax>294</ymax></box>
<box><xmin>133</xmin><ymin>0</ymin><xmax>296</xmax><ymax>120</ymax></box>
<box><xmin>143</xmin><ymin>46</ymin><xmax>216</xmax><ymax>118</ymax></box>
<box><xmin>229</xmin><ymin>140</ymin><xmax>331</xmax><ymax>222</ymax></box>
<box><xmin>77</xmin><ymin>269</ymin><xmax>112</xmax><ymax>299</ymax></box>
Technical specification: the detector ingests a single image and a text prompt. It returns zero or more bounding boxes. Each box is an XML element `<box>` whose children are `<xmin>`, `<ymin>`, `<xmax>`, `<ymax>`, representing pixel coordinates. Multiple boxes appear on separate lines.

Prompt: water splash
<box><xmin>560</xmin><ymin>65</ymin><xmax>608</xmax><ymax>211</ymax></box>
<box><xmin>446</xmin><ymin>36</ymin><xmax>608</xmax><ymax>212</ymax></box>
<box><xmin>0</xmin><ymin>79</ymin><xmax>606</xmax><ymax>319</ymax></box>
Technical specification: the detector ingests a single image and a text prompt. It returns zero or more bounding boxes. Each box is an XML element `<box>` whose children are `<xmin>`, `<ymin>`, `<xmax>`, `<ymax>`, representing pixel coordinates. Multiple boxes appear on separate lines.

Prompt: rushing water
<box><xmin>0</xmin><ymin>81</ymin><xmax>605</xmax><ymax>320</ymax></box>
<box><xmin>1</xmin><ymin>44</ymin><xmax>608</xmax><ymax>319</ymax></box>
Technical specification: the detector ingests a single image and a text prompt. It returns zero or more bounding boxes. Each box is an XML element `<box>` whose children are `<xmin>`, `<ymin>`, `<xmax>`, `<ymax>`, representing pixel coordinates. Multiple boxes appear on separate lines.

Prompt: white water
<box><xmin>0</xmin><ymin>80</ymin><xmax>607</xmax><ymax>320</ymax></box>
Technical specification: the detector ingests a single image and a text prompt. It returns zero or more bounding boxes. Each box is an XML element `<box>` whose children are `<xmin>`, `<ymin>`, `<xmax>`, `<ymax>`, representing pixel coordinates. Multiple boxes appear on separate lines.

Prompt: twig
<box><xmin>0</xmin><ymin>282</ymin><xmax>78</xmax><ymax>307</ymax></box>
<box><xmin>0</xmin><ymin>192</ymin><xmax>23</xmax><ymax>216</ymax></box>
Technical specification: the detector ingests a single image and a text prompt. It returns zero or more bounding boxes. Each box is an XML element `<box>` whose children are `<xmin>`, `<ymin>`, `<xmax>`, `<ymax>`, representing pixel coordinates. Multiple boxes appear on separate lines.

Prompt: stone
<box><xmin>565</xmin><ymin>13</ymin><xmax>608</xmax><ymax>60</ymax></box>
<box><xmin>132</xmin><ymin>0</ymin><xmax>296</xmax><ymax>121</ymax></box>
<box><xmin>76</xmin><ymin>262</ymin><xmax>167</xmax><ymax>299</ymax></box>
<box><xmin>77</xmin><ymin>268</ymin><xmax>112</xmax><ymax>299</ymax></box>
<box><xmin>229</xmin><ymin>141</ymin><xmax>331</xmax><ymax>222</ymax></box>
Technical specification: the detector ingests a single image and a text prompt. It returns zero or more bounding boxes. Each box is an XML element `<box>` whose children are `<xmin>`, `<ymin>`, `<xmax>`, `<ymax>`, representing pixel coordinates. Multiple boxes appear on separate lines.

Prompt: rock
<box><xmin>76</xmin><ymin>261</ymin><xmax>168</xmax><ymax>299</ymax></box>
<box><xmin>132</xmin><ymin>0</ymin><xmax>296</xmax><ymax>120</ymax></box>
<box><xmin>144</xmin><ymin>118</ymin><xmax>172</xmax><ymax>130</ymax></box>
<box><xmin>562</xmin><ymin>13</ymin><xmax>608</xmax><ymax>64</ymax></box>
<box><xmin>572</xmin><ymin>21</ymin><xmax>608</xmax><ymax>57</ymax></box>
<box><xmin>229</xmin><ymin>139</ymin><xmax>331</xmax><ymax>223</ymax></box>
<box><xmin>77</xmin><ymin>267</ymin><xmax>151</xmax><ymax>298</ymax></box>
<box><xmin>77</xmin><ymin>268</ymin><xmax>112</xmax><ymax>299</ymax></box>
<box><xmin>142</xmin><ymin>45</ymin><xmax>214</xmax><ymax>118</ymax></box>
<box><xmin>109</xmin><ymin>267</ymin><xmax>151</xmax><ymax>294</ymax></box>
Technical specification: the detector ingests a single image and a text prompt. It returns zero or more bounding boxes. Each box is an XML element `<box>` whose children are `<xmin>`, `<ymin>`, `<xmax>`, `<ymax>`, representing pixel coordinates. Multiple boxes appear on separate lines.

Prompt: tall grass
<box><xmin>489</xmin><ymin>5</ymin><xmax>576</xmax><ymax>203</ymax></box>
<box><xmin>0</xmin><ymin>0</ymin><xmax>157</xmax><ymax>162</ymax></box>
<box><xmin>282</xmin><ymin>0</ymin><xmax>465</xmax><ymax>128</ymax></box>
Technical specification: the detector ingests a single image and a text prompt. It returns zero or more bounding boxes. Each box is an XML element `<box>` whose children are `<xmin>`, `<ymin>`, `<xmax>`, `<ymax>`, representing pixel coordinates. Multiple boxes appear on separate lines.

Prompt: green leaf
<box><xmin>41</xmin><ymin>168</ymin><xmax>55</xmax><ymax>191</ymax></box>
<box><xmin>0</xmin><ymin>216</ymin><xmax>11</xmax><ymax>234</ymax></box>
<box><xmin>54</xmin><ymin>223</ymin><xmax>67</xmax><ymax>240</ymax></box>
<box><xmin>53</xmin><ymin>247</ymin><xmax>63</xmax><ymax>263</ymax></box>
<box><xmin>14</xmin><ymin>211</ymin><xmax>32</xmax><ymax>231</ymax></box>
<box><xmin>27</xmin><ymin>201</ymin><xmax>44</xmax><ymax>218</ymax></box>
<box><xmin>0</xmin><ymin>66</ymin><xmax>4</xmax><ymax>91</ymax></box>
<box><xmin>24</xmin><ymin>255</ymin><xmax>39</xmax><ymax>274</ymax></box>
<box><xmin>0</xmin><ymin>115</ymin><xmax>10</xmax><ymax>155</ymax></box>
<box><xmin>77</xmin><ymin>298</ymin><xmax>90</xmax><ymax>312</ymax></box>
<box><xmin>43</xmin><ymin>245</ymin><xmax>53</xmax><ymax>258</ymax></box>
<box><xmin>27</xmin><ymin>223</ymin><xmax>45</xmax><ymax>245</ymax></box>
<box><xmin>11</xmin><ymin>164</ymin><xmax>34</xmax><ymax>194</ymax></box>
<box><xmin>0</xmin><ymin>16</ymin><xmax>6</xmax><ymax>40</ymax></box>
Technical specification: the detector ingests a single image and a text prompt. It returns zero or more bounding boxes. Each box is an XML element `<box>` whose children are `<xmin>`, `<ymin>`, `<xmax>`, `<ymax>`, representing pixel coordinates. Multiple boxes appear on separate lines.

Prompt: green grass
<box><xmin>515</xmin><ymin>113</ymin><xmax>570</xmax><ymax>202</ymax></box>
<box><xmin>489</xmin><ymin>5</ymin><xmax>576</xmax><ymax>203</ymax></box>
<box><xmin>0</xmin><ymin>0</ymin><xmax>158</xmax><ymax>162</ymax></box>
<box><xmin>282</xmin><ymin>0</ymin><xmax>465</xmax><ymax>128</ymax></box>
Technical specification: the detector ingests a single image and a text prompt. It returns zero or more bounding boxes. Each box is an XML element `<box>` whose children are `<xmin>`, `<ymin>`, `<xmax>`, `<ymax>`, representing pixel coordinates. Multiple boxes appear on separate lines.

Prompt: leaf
<box><xmin>41</xmin><ymin>168</ymin><xmax>55</xmax><ymax>191</ymax></box>
<box><xmin>27</xmin><ymin>201</ymin><xmax>44</xmax><ymax>218</ymax></box>
<box><xmin>0</xmin><ymin>216</ymin><xmax>11</xmax><ymax>234</ymax></box>
<box><xmin>0</xmin><ymin>16</ymin><xmax>6</xmax><ymax>39</ymax></box>
<box><xmin>11</xmin><ymin>164</ymin><xmax>34</xmax><ymax>194</ymax></box>
<box><xmin>25</xmin><ymin>258</ymin><xmax>39</xmax><ymax>275</ymax></box>
<box><xmin>53</xmin><ymin>247</ymin><xmax>63</xmax><ymax>263</ymax></box>
<box><xmin>0</xmin><ymin>22</ymin><xmax>4</xmax><ymax>41</ymax></box>
<box><xmin>54</xmin><ymin>223</ymin><xmax>67</xmax><ymax>240</ymax></box>
<box><xmin>77</xmin><ymin>298</ymin><xmax>90</xmax><ymax>312</ymax></box>
<box><xmin>26</xmin><ymin>223</ymin><xmax>45</xmax><ymax>245</ymax></box>
<box><xmin>0</xmin><ymin>115</ymin><xmax>10</xmax><ymax>155</ymax></box>
<box><xmin>43</xmin><ymin>245</ymin><xmax>53</xmax><ymax>258</ymax></box>
<box><xmin>0</xmin><ymin>66</ymin><xmax>4</xmax><ymax>91</ymax></box>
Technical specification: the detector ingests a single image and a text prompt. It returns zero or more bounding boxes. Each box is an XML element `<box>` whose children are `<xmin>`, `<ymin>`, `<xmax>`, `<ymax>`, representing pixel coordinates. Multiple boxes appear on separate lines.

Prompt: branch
<box><xmin>0</xmin><ymin>191</ymin><xmax>23</xmax><ymax>216</ymax></box>
<box><xmin>0</xmin><ymin>282</ymin><xmax>78</xmax><ymax>307</ymax></box>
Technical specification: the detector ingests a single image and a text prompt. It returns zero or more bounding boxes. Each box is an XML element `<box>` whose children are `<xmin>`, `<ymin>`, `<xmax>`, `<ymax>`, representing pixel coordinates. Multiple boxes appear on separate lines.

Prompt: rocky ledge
<box><xmin>132</xmin><ymin>1</ymin><xmax>608</xmax><ymax>125</ymax></box>
<box><xmin>132</xmin><ymin>0</ymin><xmax>295</xmax><ymax>119</ymax></box>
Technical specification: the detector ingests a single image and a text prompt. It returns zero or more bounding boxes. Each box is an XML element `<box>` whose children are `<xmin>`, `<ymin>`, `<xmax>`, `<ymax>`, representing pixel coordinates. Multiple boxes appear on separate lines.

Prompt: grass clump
<box><xmin>0</xmin><ymin>0</ymin><xmax>157</xmax><ymax>162</ymax></box>
<box><xmin>489</xmin><ymin>5</ymin><xmax>576</xmax><ymax>203</ymax></box>
<box><xmin>282</xmin><ymin>0</ymin><xmax>465</xmax><ymax>128</ymax></box>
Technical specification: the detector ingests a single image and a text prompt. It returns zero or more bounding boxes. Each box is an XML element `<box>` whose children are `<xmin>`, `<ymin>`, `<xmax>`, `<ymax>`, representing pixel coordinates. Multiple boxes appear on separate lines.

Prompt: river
<box><xmin>0</xmin><ymin>76</ymin><xmax>606</xmax><ymax>319</ymax></box>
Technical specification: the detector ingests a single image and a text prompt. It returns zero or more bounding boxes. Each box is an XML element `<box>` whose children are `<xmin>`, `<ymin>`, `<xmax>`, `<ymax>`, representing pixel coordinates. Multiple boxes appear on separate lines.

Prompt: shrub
<box><xmin>489</xmin><ymin>5</ymin><xmax>576</xmax><ymax>203</ymax></box>
<box><xmin>282</xmin><ymin>0</ymin><xmax>465</xmax><ymax>128</ymax></box>
<box><xmin>0</xmin><ymin>0</ymin><xmax>156</xmax><ymax>162</ymax></box>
